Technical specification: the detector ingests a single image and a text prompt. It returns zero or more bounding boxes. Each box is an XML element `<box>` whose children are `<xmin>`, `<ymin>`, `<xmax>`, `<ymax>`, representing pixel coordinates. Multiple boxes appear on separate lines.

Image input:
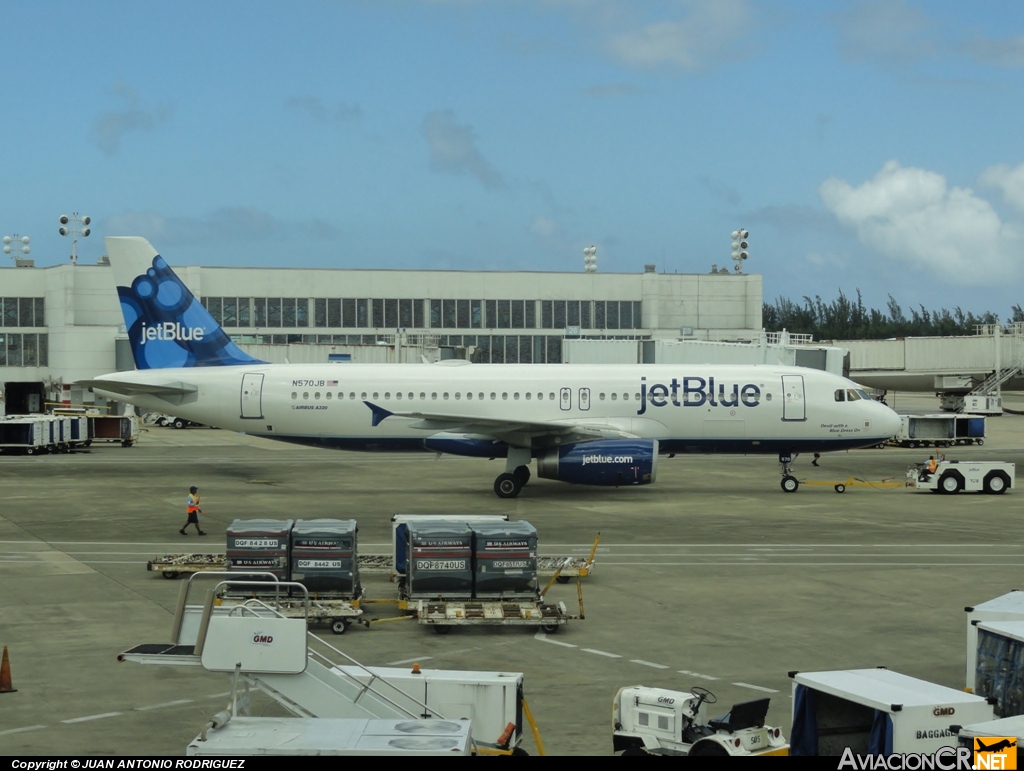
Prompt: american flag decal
<box><xmin>327</xmin><ymin>380</ymin><xmax>338</xmax><ymax>386</ymax></box>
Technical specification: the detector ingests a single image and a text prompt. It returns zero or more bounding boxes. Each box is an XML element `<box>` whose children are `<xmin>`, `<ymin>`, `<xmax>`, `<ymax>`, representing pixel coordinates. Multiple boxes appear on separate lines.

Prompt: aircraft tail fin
<box><xmin>105</xmin><ymin>236</ymin><xmax>266</xmax><ymax>370</ymax></box>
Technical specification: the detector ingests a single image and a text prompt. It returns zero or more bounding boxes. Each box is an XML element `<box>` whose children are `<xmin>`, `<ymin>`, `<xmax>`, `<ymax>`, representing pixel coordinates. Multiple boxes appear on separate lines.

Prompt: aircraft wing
<box><xmin>364</xmin><ymin>401</ymin><xmax>637</xmax><ymax>444</ymax></box>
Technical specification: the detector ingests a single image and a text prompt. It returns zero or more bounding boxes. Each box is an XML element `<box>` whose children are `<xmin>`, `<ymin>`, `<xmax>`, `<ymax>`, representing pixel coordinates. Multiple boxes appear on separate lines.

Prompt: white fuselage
<box><xmin>92</xmin><ymin>362</ymin><xmax>901</xmax><ymax>455</ymax></box>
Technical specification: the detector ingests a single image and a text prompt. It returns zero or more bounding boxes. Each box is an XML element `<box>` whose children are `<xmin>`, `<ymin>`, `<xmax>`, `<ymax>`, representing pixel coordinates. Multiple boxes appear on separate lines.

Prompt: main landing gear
<box><xmin>494</xmin><ymin>448</ymin><xmax>532</xmax><ymax>499</ymax></box>
<box><xmin>779</xmin><ymin>453</ymin><xmax>799</xmax><ymax>493</ymax></box>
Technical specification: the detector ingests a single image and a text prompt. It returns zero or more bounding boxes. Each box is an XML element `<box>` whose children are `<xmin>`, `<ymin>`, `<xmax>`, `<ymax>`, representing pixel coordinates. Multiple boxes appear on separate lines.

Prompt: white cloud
<box><xmin>832</xmin><ymin>0</ymin><xmax>937</xmax><ymax>66</ymax></box>
<box><xmin>979</xmin><ymin>163</ymin><xmax>1024</xmax><ymax>213</ymax></box>
<box><xmin>422</xmin><ymin>110</ymin><xmax>504</xmax><ymax>189</ymax></box>
<box><xmin>604</xmin><ymin>0</ymin><xmax>754</xmax><ymax>72</ymax></box>
<box><xmin>962</xmin><ymin>34</ymin><xmax>1024</xmax><ymax>68</ymax></box>
<box><xmin>91</xmin><ymin>81</ymin><xmax>172</xmax><ymax>156</ymax></box>
<box><xmin>106</xmin><ymin>208</ymin><xmax>341</xmax><ymax>245</ymax></box>
<box><xmin>286</xmin><ymin>96</ymin><xmax>361</xmax><ymax>123</ymax></box>
<box><xmin>530</xmin><ymin>215</ymin><xmax>558</xmax><ymax>238</ymax></box>
<box><xmin>819</xmin><ymin>160</ymin><xmax>1022</xmax><ymax>285</ymax></box>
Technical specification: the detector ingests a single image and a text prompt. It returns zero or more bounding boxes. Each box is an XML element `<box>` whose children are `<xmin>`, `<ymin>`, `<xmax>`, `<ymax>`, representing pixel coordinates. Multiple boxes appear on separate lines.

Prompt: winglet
<box><xmin>364</xmin><ymin>401</ymin><xmax>393</xmax><ymax>427</ymax></box>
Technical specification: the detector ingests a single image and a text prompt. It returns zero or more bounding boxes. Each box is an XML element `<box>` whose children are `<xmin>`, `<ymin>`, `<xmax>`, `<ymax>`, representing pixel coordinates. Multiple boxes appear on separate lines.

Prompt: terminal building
<box><xmin>0</xmin><ymin>255</ymin><xmax>762</xmax><ymax>415</ymax></box>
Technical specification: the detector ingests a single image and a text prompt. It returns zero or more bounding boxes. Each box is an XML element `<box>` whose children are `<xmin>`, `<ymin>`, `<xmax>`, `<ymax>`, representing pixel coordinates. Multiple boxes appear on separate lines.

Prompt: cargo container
<box><xmin>390</xmin><ymin>513</ymin><xmax>508</xmax><ymax>579</ymax></box>
<box><xmin>290</xmin><ymin>519</ymin><xmax>360</xmax><ymax>597</ymax></box>
<box><xmin>471</xmin><ymin>521</ymin><xmax>538</xmax><ymax>599</ymax></box>
<box><xmin>405</xmin><ymin>520</ymin><xmax>473</xmax><ymax>599</ymax></box>
<box><xmin>226</xmin><ymin>519</ymin><xmax>293</xmax><ymax>581</ymax></box>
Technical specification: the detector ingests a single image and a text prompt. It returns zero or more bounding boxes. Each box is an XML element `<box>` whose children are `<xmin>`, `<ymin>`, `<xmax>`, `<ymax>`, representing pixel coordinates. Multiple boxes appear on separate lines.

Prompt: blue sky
<box><xmin>4</xmin><ymin>1</ymin><xmax>1024</xmax><ymax>319</ymax></box>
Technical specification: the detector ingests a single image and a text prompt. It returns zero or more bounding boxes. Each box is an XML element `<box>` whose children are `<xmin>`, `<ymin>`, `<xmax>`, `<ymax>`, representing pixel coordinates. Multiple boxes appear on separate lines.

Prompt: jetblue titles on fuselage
<box><xmin>637</xmin><ymin>376</ymin><xmax>761</xmax><ymax>415</ymax></box>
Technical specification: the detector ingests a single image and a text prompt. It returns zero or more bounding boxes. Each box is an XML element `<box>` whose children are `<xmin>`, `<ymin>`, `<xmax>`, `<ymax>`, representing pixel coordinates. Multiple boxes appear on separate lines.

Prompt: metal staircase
<box><xmin>117</xmin><ymin>572</ymin><xmax>529</xmax><ymax>753</ymax></box>
<box><xmin>968</xmin><ymin>366</ymin><xmax>1022</xmax><ymax>398</ymax></box>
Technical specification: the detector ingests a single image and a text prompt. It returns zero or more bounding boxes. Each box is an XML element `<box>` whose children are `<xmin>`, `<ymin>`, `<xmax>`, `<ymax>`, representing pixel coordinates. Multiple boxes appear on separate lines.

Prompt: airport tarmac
<box><xmin>1</xmin><ymin>393</ymin><xmax>1023</xmax><ymax>756</ymax></box>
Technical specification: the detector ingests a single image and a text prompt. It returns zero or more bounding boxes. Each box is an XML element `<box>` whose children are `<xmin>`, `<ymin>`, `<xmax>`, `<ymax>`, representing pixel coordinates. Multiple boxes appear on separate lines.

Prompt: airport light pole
<box><xmin>59</xmin><ymin>212</ymin><xmax>91</xmax><ymax>264</ymax></box>
<box><xmin>731</xmin><ymin>229</ymin><xmax>749</xmax><ymax>274</ymax></box>
<box><xmin>2</xmin><ymin>234</ymin><xmax>31</xmax><ymax>265</ymax></box>
<box><xmin>583</xmin><ymin>245</ymin><xmax>597</xmax><ymax>273</ymax></box>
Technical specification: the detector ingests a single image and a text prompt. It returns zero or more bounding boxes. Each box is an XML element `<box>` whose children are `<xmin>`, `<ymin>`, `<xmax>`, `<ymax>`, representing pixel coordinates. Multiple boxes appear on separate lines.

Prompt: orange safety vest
<box><xmin>927</xmin><ymin>459</ymin><xmax>937</xmax><ymax>473</ymax></box>
<box><xmin>187</xmin><ymin>493</ymin><xmax>200</xmax><ymax>513</ymax></box>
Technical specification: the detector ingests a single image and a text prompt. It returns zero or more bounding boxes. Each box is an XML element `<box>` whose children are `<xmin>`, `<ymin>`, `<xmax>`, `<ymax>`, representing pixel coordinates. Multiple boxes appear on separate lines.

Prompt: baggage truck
<box><xmin>789</xmin><ymin>668</ymin><xmax>996</xmax><ymax>756</ymax></box>
<box><xmin>0</xmin><ymin>416</ymin><xmax>48</xmax><ymax>455</ymax></box>
<box><xmin>972</xmin><ymin>620</ymin><xmax>1024</xmax><ymax>718</ymax></box>
<box><xmin>965</xmin><ymin>591</ymin><xmax>1024</xmax><ymax>693</ymax></box>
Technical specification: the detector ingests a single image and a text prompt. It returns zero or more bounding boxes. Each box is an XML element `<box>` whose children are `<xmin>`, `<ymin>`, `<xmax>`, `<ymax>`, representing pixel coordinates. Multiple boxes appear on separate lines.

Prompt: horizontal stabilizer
<box><xmin>78</xmin><ymin>379</ymin><xmax>198</xmax><ymax>405</ymax></box>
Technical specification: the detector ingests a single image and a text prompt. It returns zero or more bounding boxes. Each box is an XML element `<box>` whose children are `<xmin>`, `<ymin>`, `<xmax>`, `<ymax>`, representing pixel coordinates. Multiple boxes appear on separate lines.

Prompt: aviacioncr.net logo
<box><xmin>139</xmin><ymin>321</ymin><xmax>205</xmax><ymax>344</ymax></box>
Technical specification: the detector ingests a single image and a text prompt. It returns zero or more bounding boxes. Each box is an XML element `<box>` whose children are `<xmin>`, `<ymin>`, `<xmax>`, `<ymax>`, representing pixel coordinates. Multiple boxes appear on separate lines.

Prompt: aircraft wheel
<box><xmin>513</xmin><ymin>465</ymin><xmax>531</xmax><ymax>485</ymax></box>
<box><xmin>494</xmin><ymin>473</ymin><xmax>522</xmax><ymax>499</ymax></box>
<box><xmin>781</xmin><ymin>475</ymin><xmax>799</xmax><ymax>493</ymax></box>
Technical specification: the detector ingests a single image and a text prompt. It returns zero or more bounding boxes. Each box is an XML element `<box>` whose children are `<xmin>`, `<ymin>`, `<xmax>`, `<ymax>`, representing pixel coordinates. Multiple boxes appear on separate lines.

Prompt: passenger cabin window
<box><xmin>835</xmin><ymin>389</ymin><xmax>845</xmax><ymax>402</ymax></box>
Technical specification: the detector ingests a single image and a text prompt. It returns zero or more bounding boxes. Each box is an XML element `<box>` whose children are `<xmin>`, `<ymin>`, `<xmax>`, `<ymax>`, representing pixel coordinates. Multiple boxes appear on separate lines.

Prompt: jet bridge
<box><xmin>118</xmin><ymin>572</ymin><xmax>533</xmax><ymax>753</ymax></box>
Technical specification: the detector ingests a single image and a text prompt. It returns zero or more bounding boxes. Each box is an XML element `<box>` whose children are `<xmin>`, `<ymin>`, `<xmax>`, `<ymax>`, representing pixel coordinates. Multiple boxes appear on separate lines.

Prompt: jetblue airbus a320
<box><xmin>84</xmin><ymin>237</ymin><xmax>902</xmax><ymax>498</ymax></box>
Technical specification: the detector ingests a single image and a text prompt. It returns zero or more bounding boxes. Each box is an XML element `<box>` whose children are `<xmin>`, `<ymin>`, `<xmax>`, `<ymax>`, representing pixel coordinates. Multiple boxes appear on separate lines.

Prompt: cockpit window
<box><xmin>846</xmin><ymin>389</ymin><xmax>862</xmax><ymax>401</ymax></box>
<box><xmin>835</xmin><ymin>389</ymin><xmax>845</xmax><ymax>402</ymax></box>
<box><xmin>857</xmin><ymin>389</ymin><xmax>873</xmax><ymax>400</ymax></box>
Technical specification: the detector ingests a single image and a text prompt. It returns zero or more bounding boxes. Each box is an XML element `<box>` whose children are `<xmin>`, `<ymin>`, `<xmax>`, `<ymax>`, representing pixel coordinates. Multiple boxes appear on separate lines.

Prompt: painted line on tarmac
<box><xmin>630</xmin><ymin>659</ymin><xmax>669</xmax><ymax>669</ymax></box>
<box><xmin>387</xmin><ymin>656</ymin><xmax>434</xmax><ymax>666</ymax></box>
<box><xmin>61</xmin><ymin>712</ymin><xmax>122</xmax><ymax>723</ymax></box>
<box><xmin>678</xmin><ymin>670</ymin><xmax>719</xmax><ymax>681</ymax></box>
<box><xmin>0</xmin><ymin>725</ymin><xmax>46</xmax><ymax>736</ymax></box>
<box><xmin>534</xmin><ymin>631</ymin><xmax>576</xmax><ymax>648</ymax></box>
<box><xmin>582</xmin><ymin>648</ymin><xmax>622</xmax><ymax>658</ymax></box>
<box><xmin>734</xmin><ymin>682</ymin><xmax>780</xmax><ymax>693</ymax></box>
<box><xmin>136</xmin><ymin>699</ymin><xmax>194</xmax><ymax>711</ymax></box>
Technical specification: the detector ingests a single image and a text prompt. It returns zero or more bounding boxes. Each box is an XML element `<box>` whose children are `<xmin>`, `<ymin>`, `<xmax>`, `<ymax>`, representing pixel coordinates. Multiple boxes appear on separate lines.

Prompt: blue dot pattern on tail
<box><xmin>118</xmin><ymin>255</ymin><xmax>266</xmax><ymax>369</ymax></box>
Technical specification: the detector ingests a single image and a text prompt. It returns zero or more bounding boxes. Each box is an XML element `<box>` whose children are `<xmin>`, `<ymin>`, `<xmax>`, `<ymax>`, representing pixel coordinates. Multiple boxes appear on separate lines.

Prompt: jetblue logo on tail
<box><xmin>118</xmin><ymin>255</ymin><xmax>265</xmax><ymax>369</ymax></box>
<box><xmin>140</xmin><ymin>321</ymin><xmax>206</xmax><ymax>344</ymax></box>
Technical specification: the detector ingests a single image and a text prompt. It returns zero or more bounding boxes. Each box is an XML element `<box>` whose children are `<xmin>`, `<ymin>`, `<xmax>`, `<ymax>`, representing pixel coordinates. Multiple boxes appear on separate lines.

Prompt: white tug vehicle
<box><xmin>612</xmin><ymin>685</ymin><xmax>790</xmax><ymax>756</ymax></box>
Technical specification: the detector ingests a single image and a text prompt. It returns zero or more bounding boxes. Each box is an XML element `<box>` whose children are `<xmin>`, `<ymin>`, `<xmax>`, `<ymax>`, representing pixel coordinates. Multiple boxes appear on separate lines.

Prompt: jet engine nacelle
<box><xmin>536</xmin><ymin>439</ymin><xmax>658</xmax><ymax>487</ymax></box>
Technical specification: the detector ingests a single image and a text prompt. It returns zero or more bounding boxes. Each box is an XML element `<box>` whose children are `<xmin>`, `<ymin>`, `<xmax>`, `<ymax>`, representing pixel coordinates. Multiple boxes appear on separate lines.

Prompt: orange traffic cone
<box><xmin>0</xmin><ymin>646</ymin><xmax>16</xmax><ymax>693</ymax></box>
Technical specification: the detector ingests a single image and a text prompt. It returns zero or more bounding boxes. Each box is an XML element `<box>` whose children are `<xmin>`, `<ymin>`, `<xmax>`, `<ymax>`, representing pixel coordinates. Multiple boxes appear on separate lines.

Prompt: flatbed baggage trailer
<box><xmin>214</xmin><ymin>593</ymin><xmax>364</xmax><ymax>635</ymax></box>
<box><xmin>151</xmin><ymin>544</ymin><xmax>601</xmax><ymax>583</ymax></box>
<box><xmin>403</xmin><ymin>597</ymin><xmax>573</xmax><ymax>634</ymax></box>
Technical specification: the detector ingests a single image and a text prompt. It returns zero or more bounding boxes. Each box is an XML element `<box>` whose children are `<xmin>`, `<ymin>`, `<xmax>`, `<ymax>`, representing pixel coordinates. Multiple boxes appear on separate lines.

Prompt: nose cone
<box><xmin>878</xmin><ymin>404</ymin><xmax>902</xmax><ymax>439</ymax></box>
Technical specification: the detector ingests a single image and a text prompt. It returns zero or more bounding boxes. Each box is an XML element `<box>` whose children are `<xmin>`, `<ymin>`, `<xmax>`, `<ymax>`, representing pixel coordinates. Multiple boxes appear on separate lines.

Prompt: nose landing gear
<box><xmin>779</xmin><ymin>453</ymin><xmax>799</xmax><ymax>493</ymax></box>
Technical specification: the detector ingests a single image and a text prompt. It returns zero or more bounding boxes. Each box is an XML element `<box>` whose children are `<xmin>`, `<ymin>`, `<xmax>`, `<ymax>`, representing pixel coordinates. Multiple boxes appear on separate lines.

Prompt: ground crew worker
<box><xmin>920</xmin><ymin>456</ymin><xmax>938</xmax><ymax>482</ymax></box>
<box><xmin>812</xmin><ymin>453</ymin><xmax>821</xmax><ymax>467</ymax></box>
<box><xmin>180</xmin><ymin>485</ymin><xmax>207</xmax><ymax>536</ymax></box>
